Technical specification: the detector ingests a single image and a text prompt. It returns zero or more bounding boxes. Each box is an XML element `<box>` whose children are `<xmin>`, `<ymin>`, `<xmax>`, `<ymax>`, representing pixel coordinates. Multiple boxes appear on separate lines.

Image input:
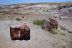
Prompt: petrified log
<box><xmin>49</xmin><ymin>18</ymin><xmax>58</xmax><ymax>29</ymax></box>
<box><xmin>42</xmin><ymin>18</ymin><xmax>58</xmax><ymax>31</ymax></box>
<box><xmin>10</xmin><ymin>24</ymin><xmax>30</xmax><ymax>40</ymax></box>
<box><xmin>19</xmin><ymin>24</ymin><xmax>30</xmax><ymax>40</ymax></box>
<box><xmin>10</xmin><ymin>26</ymin><xmax>20</xmax><ymax>40</ymax></box>
<box><xmin>42</xmin><ymin>20</ymin><xmax>51</xmax><ymax>31</ymax></box>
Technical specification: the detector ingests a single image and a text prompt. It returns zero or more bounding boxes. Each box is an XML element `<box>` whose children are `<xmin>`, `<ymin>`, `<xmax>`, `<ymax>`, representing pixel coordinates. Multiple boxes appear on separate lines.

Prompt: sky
<box><xmin>0</xmin><ymin>0</ymin><xmax>72</xmax><ymax>5</ymax></box>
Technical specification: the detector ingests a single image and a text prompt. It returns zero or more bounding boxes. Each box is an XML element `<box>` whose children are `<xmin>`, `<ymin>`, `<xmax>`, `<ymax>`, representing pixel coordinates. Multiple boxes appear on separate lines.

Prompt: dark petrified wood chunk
<box><xmin>10</xmin><ymin>24</ymin><xmax>30</xmax><ymax>40</ymax></box>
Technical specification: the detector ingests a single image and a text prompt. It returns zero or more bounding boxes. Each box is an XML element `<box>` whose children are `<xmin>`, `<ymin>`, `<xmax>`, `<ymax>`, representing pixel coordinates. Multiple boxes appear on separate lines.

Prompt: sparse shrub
<box><xmin>59</xmin><ymin>26</ymin><xmax>68</xmax><ymax>30</ymax></box>
<box><xmin>50</xmin><ymin>28</ymin><xmax>57</xmax><ymax>34</ymax></box>
<box><xmin>61</xmin><ymin>45</ymin><xmax>66</xmax><ymax>48</ymax></box>
<box><xmin>22</xmin><ymin>16</ymin><xmax>24</xmax><ymax>18</ymax></box>
<box><xmin>68</xmin><ymin>31</ymin><xmax>72</xmax><ymax>34</ymax></box>
<box><xmin>16</xmin><ymin>18</ymin><xmax>21</xmax><ymax>21</ymax></box>
<box><xmin>60</xmin><ymin>33</ymin><xmax>65</xmax><ymax>36</ymax></box>
<box><xmin>33</xmin><ymin>19</ymin><xmax>44</xmax><ymax>25</ymax></box>
<box><xmin>43</xmin><ymin>9</ymin><xmax>48</xmax><ymax>12</ymax></box>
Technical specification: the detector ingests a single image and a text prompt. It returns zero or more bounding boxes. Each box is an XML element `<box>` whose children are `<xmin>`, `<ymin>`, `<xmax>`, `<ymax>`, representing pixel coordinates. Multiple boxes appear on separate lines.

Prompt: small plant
<box><xmin>50</xmin><ymin>28</ymin><xmax>57</xmax><ymax>34</ymax></box>
<box><xmin>61</xmin><ymin>45</ymin><xmax>66</xmax><ymax>48</ymax></box>
<box><xmin>59</xmin><ymin>26</ymin><xmax>68</xmax><ymax>31</ymax></box>
<box><xmin>16</xmin><ymin>18</ymin><xmax>21</xmax><ymax>21</ymax></box>
<box><xmin>33</xmin><ymin>19</ymin><xmax>44</xmax><ymax>25</ymax></box>
<box><xmin>68</xmin><ymin>31</ymin><xmax>72</xmax><ymax>34</ymax></box>
<box><xmin>22</xmin><ymin>16</ymin><xmax>24</xmax><ymax>18</ymax></box>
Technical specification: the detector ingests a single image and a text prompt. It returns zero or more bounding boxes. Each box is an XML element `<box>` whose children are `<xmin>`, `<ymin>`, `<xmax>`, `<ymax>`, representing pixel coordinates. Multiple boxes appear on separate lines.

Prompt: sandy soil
<box><xmin>0</xmin><ymin>18</ymin><xmax>72</xmax><ymax>48</ymax></box>
<box><xmin>0</xmin><ymin>4</ymin><xmax>72</xmax><ymax>48</ymax></box>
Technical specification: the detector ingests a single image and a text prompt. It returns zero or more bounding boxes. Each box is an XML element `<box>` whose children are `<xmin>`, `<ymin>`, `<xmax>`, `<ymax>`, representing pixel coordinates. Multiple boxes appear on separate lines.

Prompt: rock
<box><xmin>42</xmin><ymin>20</ymin><xmax>51</xmax><ymax>31</ymax></box>
<box><xmin>10</xmin><ymin>24</ymin><xmax>30</xmax><ymax>40</ymax></box>
<box><xmin>42</xmin><ymin>18</ymin><xmax>58</xmax><ymax>31</ymax></box>
<box><xmin>49</xmin><ymin>18</ymin><xmax>58</xmax><ymax>29</ymax></box>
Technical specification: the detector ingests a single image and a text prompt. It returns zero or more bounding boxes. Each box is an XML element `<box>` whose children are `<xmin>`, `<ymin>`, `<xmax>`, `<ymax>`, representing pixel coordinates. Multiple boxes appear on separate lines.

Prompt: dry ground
<box><xmin>0</xmin><ymin>5</ymin><xmax>72</xmax><ymax>48</ymax></box>
<box><xmin>0</xmin><ymin>16</ymin><xmax>72</xmax><ymax>48</ymax></box>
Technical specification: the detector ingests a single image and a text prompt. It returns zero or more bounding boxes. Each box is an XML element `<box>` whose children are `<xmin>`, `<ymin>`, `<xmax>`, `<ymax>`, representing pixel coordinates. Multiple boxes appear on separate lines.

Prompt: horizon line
<box><xmin>0</xmin><ymin>2</ymin><xmax>72</xmax><ymax>5</ymax></box>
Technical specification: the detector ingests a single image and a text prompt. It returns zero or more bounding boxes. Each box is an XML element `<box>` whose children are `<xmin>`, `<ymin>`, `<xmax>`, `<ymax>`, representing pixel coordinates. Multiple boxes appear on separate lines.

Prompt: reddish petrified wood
<box><xmin>42</xmin><ymin>20</ymin><xmax>51</xmax><ymax>31</ymax></box>
<box><xmin>49</xmin><ymin>18</ymin><xmax>58</xmax><ymax>29</ymax></box>
<box><xmin>10</xmin><ymin>24</ymin><xmax>30</xmax><ymax>40</ymax></box>
<box><xmin>42</xmin><ymin>18</ymin><xmax>58</xmax><ymax>31</ymax></box>
<box><xmin>19</xmin><ymin>24</ymin><xmax>30</xmax><ymax>40</ymax></box>
<box><xmin>10</xmin><ymin>27</ymin><xmax>20</xmax><ymax>40</ymax></box>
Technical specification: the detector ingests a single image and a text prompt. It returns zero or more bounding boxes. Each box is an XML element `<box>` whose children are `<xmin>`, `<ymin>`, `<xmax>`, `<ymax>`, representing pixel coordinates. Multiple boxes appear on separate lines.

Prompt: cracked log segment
<box><xmin>10</xmin><ymin>24</ymin><xmax>30</xmax><ymax>40</ymax></box>
<box><xmin>42</xmin><ymin>18</ymin><xmax>58</xmax><ymax>31</ymax></box>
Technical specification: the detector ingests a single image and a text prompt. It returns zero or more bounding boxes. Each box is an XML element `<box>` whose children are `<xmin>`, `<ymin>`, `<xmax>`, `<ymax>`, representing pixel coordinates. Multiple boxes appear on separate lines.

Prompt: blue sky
<box><xmin>0</xmin><ymin>0</ymin><xmax>72</xmax><ymax>5</ymax></box>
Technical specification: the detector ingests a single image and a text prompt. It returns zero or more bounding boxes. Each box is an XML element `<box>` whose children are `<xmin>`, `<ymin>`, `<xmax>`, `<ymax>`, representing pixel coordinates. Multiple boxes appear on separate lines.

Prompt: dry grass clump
<box><xmin>16</xmin><ymin>17</ymin><xmax>21</xmax><ymax>21</ymax></box>
<box><xmin>68</xmin><ymin>30</ymin><xmax>72</xmax><ymax>34</ymax></box>
<box><xmin>50</xmin><ymin>28</ymin><xmax>58</xmax><ymax>34</ymax></box>
<box><xmin>33</xmin><ymin>19</ymin><xmax>44</xmax><ymax>25</ymax></box>
<box><xmin>59</xmin><ymin>26</ymin><xmax>68</xmax><ymax>31</ymax></box>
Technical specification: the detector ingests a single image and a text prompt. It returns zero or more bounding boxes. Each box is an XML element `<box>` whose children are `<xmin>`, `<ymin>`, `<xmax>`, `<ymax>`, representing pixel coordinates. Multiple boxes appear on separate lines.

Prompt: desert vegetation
<box><xmin>33</xmin><ymin>19</ymin><xmax>44</xmax><ymax>25</ymax></box>
<box><xmin>15</xmin><ymin>17</ymin><xmax>22</xmax><ymax>21</ymax></box>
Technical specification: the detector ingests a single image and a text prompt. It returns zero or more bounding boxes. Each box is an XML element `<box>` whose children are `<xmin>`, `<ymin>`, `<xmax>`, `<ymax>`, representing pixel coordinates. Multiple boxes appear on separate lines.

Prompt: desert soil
<box><xmin>0</xmin><ymin>17</ymin><xmax>72</xmax><ymax>48</ymax></box>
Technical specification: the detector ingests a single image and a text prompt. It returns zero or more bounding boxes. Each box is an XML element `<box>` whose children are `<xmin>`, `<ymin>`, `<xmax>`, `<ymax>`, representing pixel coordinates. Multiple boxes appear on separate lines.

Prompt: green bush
<box><xmin>33</xmin><ymin>20</ymin><xmax>44</xmax><ymax>25</ymax></box>
<box><xmin>16</xmin><ymin>18</ymin><xmax>21</xmax><ymax>21</ymax></box>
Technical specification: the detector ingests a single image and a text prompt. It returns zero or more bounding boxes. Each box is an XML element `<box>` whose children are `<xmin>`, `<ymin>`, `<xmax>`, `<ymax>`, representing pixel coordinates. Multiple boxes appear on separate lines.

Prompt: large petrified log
<box><xmin>42</xmin><ymin>18</ymin><xmax>58</xmax><ymax>31</ymax></box>
<box><xmin>42</xmin><ymin>20</ymin><xmax>51</xmax><ymax>31</ymax></box>
<box><xmin>10</xmin><ymin>24</ymin><xmax>30</xmax><ymax>40</ymax></box>
<box><xmin>49</xmin><ymin>18</ymin><xmax>58</xmax><ymax>29</ymax></box>
<box><xmin>10</xmin><ymin>26</ymin><xmax>20</xmax><ymax>40</ymax></box>
<box><xmin>19</xmin><ymin>24</ymin><xmax>30</xmax><ymax>40</ymax></box>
